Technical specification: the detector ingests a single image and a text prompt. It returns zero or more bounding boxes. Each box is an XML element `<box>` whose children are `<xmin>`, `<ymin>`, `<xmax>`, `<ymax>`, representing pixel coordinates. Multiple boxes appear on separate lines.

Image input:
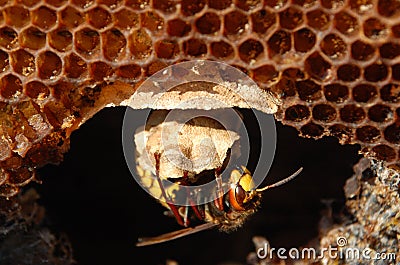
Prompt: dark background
<box><xmin>35</xmin><ymin>107</ymin><xmax>360</xmax><ymax>265</ymax></box>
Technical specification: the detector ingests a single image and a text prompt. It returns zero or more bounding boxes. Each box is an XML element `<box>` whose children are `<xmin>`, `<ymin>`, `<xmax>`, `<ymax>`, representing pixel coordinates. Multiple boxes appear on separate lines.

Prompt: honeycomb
<box><xmin>0</xmin><ymin>0</ymin><xmax>400</xmax><ymax>198</ymax></box>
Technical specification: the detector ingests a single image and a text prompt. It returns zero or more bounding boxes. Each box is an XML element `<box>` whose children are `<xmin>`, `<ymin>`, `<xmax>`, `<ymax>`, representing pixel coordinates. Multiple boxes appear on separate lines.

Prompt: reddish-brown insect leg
<box><xmin>154</xmin><ymin>152</ymin><xmax>185</xmax><ymax>227</ymax></box>
<box><xmin>182</xmin><ymin>171</ymin><xmax>204</xmax><ymax>222</ymax></box>
<box><xmin>214</xmin><ymin>167</ymin><xmax>224</xmax><ymax>211</ymax></box>
<box><xmin>190</xmin><ymin>201</ymin><xmax>205</xmax><ymax>221</ymax></box>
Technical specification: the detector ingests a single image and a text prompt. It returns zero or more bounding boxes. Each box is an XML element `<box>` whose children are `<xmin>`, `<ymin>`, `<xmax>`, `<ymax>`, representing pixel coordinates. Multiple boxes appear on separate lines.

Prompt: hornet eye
<box><xmin>228</xmin><ymin>184</ymin><xmax>247</xmax><ymax>211</ymax></box>
<box><xmin>235</xmin><ymin>185</ymin><xmax>246</xmax><ymax>205</ymax></box>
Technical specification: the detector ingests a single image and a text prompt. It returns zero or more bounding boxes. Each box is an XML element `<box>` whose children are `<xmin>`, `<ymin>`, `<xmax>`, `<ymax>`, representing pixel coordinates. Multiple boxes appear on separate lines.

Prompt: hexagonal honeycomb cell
<box><xmin>279</xmin><ymin>6</ymin><xmax>304</xmax><ymax>30</ymax></box>
<box><xmin>293</xmin><ymin>28</ymin><xmax>316</xmax><ymax>53</ymax></box>
<box><xmin>196</xmin><ymin>12</ymin><xmax>221</xmax><ymax>35</ymax></box>
<box><xmin>312</xmin><ymin>104</ymin><xmax>336</xmax><ymax>122</ymax></box>
<box><xmin>351</xmin><ymin>40</ymin><xmax>375</xmax><ymax>61</ymax></box>
<box><xmin>31</xmin><ymin>6</ymin><xmax>57</xmax><ymax>30</ymax></box>
<box><xmin>224</xmin><ymin>10</ymin><xmax>248</xmax><ymax>37</ymax></box>
<box><xmin>102</xmin><ymin>29</ymin><xmax>127</xmax><ymax>61</ymax></box>
<box><xmin>210</xmin><ymin>41</ymin><xmax>234</xmax><ymax>59</ymax></box>
<box><xmin>49</xmin><ymin>28</ymin><xmax>73</xmax><ymax>52</ymax></box>
<box><xmin>238</xmin><ymin>39</ymin><xmax>264</xmax><ymax>63</ymax></box>
<box><xmin>129</xmin><ymin>28</ymin><xmax>153</xmax><ymax>60</ymax></box>
<box><xmin>37</xmin><ymin>51</ymin><xmax>62</xmax><ymax>79</ymax></box>
<box><xmin>113</xmin><ymin>8</ymin><xmax>139</xmax><ymax>30</ymax></box>
<box><xmin>0</xmin><ymin>27</ymin><xmax>18</xmax><ymax>50</ymax></box>
<box><xmin>20</xmin><ymin>27</ymin><xmax>46</xmax><ymax>50</ymax></box>
<box><xmin>0</xmin><ymin>0</ymin><xmax>399</xmax><ymax>199</ymax></box>
<box><xmin>183</xmin><ymin>38</ymin><xmax>207</xmax><ymax>57</ymax></box>
<box><xmin>75</xmin><ymin>27</ymin><xmax>100</xmax><ymax>57</ymax></box>
<box><xmin>267</xmin><ymin>30</ymin><xmax>291</xmax><ymax>57</ymax></box>
<box><xmin>337</xmin><ymin>64</ymin><xmax>360</xmax><ymax>82</ymax></box>
<box><xmin>60</xmin><ymin>6</ymin><xmax>84</xmax><ymax>28</ymax></box>
<box><xmin>320</xmin><ymin>34</ymin><xmax>346</xmax><ymax>59</ymax></box>
<box><xmin>87</xmin><ymin>6</ymin><xmax>112</xmax><ymax>29</ymax></box>
<box><xmin>3</xmin><ymin>6</ymin><xmax>30</xmax><ymax>28</ymax></box>
<box><xmin>10</xmin><ymin>49</ymin><xmax>35</xmax><ymax>76</ymax></box>
<box><xmin>24</xmin><ymin>81</ymin><xmax>50</xmax><ymax>99</ymax></box>
<box><xmin>64</xmin><ymin>53</ymin><xmax>87</xmax><ymax>78</ymax></box>
<box><xmin>141</xmin><ymin>11</ymin><xmax>164</xmax><ymax>33</ymax></box>
<box><xmin>0</xmin><ymin>74</ymin><xmax>22</xmax><ymax>99</ymax></box>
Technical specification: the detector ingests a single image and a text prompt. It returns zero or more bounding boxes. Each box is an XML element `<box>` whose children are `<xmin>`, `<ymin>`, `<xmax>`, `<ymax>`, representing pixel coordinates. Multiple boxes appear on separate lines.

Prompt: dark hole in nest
<box><xmin>34</xmin><ymin>107</ymin><xmax>360</xmax><ymax>265</ymax></box>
